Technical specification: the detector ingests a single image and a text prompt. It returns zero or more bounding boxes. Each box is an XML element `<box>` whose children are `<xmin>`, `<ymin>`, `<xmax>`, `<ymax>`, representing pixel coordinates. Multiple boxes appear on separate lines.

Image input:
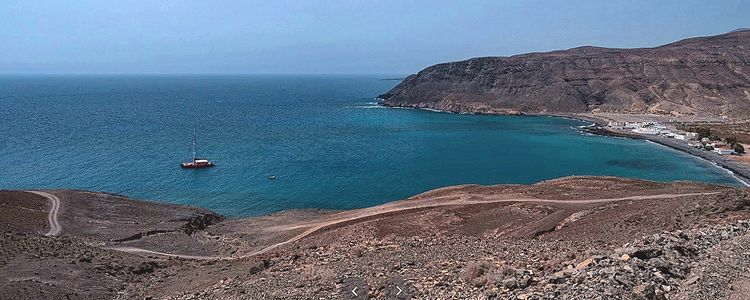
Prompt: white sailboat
<box><xmin>180</xmin><ymin>127</ymin><xmax>214</xmax><ymax>169</ymax></box>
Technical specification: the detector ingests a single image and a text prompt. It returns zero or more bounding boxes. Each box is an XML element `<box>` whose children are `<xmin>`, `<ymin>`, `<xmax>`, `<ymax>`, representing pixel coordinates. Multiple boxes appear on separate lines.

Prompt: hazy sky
<box><xmin>1</xmin><ymin>0</ymin><xmax>748</xmax><ymax>74</ymax></box>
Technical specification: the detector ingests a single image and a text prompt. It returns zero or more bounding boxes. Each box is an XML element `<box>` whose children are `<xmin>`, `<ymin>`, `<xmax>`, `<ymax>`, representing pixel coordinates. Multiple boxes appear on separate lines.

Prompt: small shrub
<box><xmin>351</xmin><ymin>246</ymin><xmax>364</xmax><ymax>257</ymax></box>
<box><xmin>693</xmin><ymin>127</ymin><xmax>712</xmax><ymax>139</ymax></box>
<box><xmin>499</xmin><ymin>265</ymin><xmax>516</xmax><ymax>277</ymax></box>
<box><xmin>542</xmin><ymin>258</ymin><xmax>563</xmax><ymax>271</ymax></box>
<box><xmin>131</xmin><ymin>261</ymin><xmax>160</xmax><ymax>275</ymax></box>
<box><xmin>734</xmin><ymin>143</ymin><xmax>745</xmax><ymax>154</ymax></box>
<box><xmin>460</xmin><ymin>261</ymin><xmax>489</xmax><ymax>284</ymax></box>
<box><xmin>301</xmin><ymin>264</ymin><xmax>336</xmax><ymax>282</ymax></box>
<box><xmin>460</xmin><ymin>261</ymin><xmax>521</xmax><ymax>287</ymax></box>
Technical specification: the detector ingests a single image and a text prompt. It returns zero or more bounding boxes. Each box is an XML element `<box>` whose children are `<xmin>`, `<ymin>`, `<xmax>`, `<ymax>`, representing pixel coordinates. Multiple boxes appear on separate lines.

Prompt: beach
<box><xmin>574</xmin><ymin>113</ymin><xmax>750</xmax><ymax>187</ymax></box>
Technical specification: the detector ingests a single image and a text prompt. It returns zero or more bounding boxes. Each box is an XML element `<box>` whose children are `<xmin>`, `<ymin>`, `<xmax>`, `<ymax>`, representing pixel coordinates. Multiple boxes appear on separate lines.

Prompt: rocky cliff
<box><xmin>379</xmin><ymin>30</ymin><xmax>750</xmax><ymax>119</ymax></box>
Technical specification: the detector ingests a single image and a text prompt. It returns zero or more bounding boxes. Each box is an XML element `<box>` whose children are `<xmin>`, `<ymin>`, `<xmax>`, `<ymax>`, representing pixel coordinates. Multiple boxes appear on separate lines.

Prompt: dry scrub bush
<box><xmin>301</xmin><ymin>264</ymin><xmax>336</xmax><ymax>282</ymax></box>
<box><xmin>542</xmin><ymin>258</ymin><xmax>563</xmax><ymax>272</ymax></box>
<box><xmin>460</xmin><ymin>261</ymin><xmax>517</xmax><ymax>287</ymax></box>
<box><xmin>350</xmin><ymin>246</ymin><xmax>364</xmax><ymax>257</ymax></box>
<box><xmin>460</xmin><ymin>261</ymin><xmax>489</xmax><ymax>285</ymax></box>
<box><xmin>499</xmin><ymin>265</ymin><xmax>516</xmax><ymax>277</ymax></box>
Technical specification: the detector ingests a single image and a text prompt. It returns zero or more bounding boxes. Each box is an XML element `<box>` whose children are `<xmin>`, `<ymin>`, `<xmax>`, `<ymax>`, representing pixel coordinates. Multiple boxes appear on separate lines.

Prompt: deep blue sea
<box><xmin>0</xmin><ymin>75</ymin><xmax>741</xmax><ymax>216</ymax></box>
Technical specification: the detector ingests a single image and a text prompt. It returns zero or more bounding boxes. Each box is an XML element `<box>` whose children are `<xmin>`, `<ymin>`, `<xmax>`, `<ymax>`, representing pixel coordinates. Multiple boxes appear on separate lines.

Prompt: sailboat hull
<box><xmin>180</xmin><ymin>161</ymin><xmax>215</xmax><ymax>169</ymax></box>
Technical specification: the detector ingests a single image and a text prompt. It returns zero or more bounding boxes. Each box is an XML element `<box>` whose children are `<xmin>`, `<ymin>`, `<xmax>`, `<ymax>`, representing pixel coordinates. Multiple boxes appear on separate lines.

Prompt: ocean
<box><xmin>0</xmin><ymin>75</ymin><xmax>741</xmax><ymax>217</ymax></box>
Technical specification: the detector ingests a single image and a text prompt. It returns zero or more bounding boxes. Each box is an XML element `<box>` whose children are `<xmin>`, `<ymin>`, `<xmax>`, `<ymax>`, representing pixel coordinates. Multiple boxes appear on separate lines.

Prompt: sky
<box><xmin>1</xmin><ymin>0</ymin><xmax>748</xmax><ymax>75</ymax></box>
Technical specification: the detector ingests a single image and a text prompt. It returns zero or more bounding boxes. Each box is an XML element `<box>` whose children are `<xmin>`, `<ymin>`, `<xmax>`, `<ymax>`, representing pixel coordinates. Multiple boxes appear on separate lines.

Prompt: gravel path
<box><xmin>27</xmin><ymin>191</ymin><xmax>62</xmax><ymax>237</ymax></box>
<box><xmin>106</xmin><ymin>191</ymin><xmax>719</xmax><ymax>260</ymax></box>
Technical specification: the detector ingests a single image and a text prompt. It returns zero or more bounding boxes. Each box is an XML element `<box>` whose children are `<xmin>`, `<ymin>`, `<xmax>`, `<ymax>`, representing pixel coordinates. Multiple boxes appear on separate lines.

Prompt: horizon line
<box><xmin>0</xmin><ymin>72</ymin><xmax>409</xmax><ymax>77</ymax></box>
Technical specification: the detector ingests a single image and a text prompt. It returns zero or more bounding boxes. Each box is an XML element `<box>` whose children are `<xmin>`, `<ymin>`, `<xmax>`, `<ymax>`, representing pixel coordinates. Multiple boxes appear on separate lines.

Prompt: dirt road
<box><xmin>27</xmin><ymin>191</ymin><xmax>62</xmax><ymax>237</ymax></box>
<box><xmin>107</xmin><ymin>191</ymin><xmax>719</xmax><ymax>260</ymax></box>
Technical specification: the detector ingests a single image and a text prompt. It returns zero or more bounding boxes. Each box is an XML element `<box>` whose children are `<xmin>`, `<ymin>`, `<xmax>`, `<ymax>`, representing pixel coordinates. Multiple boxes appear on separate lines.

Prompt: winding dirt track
<box><xmin>105</xmin><ymin>191</ymin><xmax>720</xmax><ymax>260</ymax></box>
<box><xmin>103</xmin><ymin>246</ymin><xmax>222</xmax><ymax>260</ymax></box>
<box><xmin>28</xmin><ymin>191</ymin><xmax>62</xmax><ymax>237</ymax></box>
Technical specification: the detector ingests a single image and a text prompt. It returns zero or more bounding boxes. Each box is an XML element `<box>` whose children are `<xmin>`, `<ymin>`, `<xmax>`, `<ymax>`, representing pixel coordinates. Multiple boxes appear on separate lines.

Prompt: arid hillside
<box><xmin>379</xmin><ymin>30</ymin><xmax>750</xmax><ymax>119</ymax></box>
<box><xmin>1</xmin><ymin>177</ymin><xmax>749</xmax><ymax>299</ymax></box>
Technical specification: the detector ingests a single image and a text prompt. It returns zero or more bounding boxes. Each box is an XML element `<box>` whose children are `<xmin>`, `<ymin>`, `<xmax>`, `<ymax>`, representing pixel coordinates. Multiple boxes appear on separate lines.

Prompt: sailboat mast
<box><xmin>192</xmin><ymin>127</ymin><xmax>197</xmax><ymax>162</ymax></box>
<box><xmin>180</xmin><ymin>124</ymin><xmax>213</xmax><ymax>169</ymax></box>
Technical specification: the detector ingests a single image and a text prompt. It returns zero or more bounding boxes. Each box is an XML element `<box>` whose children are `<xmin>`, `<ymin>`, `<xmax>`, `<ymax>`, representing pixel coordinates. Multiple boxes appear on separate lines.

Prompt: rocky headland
<box><xmin>1</xmin><ymin>176</ymin><xmax>749</xmax><ymax>299</ymax></box>
<box><xmin>378</xmin><ymin>30</ymin><xmax>750</xmax><ymax>120</ymax></box>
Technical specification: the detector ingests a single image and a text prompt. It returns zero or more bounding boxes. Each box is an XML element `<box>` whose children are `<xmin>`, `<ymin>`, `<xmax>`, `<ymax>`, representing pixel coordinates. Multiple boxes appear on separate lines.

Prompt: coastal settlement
<box><xmin>580</xmin><ymin>113</ymin><xmax>750</xmax><ymax>186</ymax></box>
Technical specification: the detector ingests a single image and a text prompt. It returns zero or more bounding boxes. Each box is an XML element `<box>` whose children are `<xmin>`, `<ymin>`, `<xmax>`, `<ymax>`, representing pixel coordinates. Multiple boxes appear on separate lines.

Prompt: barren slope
<box><xmin>1</xmin><ymin>177</ymin><xmax>749</xmax><ymax>299</ymax></box>
<box><xmin>379</xmin><ymin>30</ymin><xmax>750</xmax><ymax>119</ymax></box>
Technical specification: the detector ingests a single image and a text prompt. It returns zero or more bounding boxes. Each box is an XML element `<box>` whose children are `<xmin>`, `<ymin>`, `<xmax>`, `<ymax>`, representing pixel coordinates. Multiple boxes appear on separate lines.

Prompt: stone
<box><xmin>683</xmin><ymin>275</ymin><xmax>700</xmax><ymax>286</ymax></box>
<box><xmin>576</xmin><ymin>257</ymin><xmax>595</xmax><ymax>270</ymax></box>
<box><xmin>614</xmin><ymin>274</ymin><xmax>632</xmax><ymax>286</ymax></box>
<box><xmin>632</xmin><ymin>249</ymin><xmax>662</xmax><ymax>260</ymax></box>
<box><xmin>633</xmin><ymin>284</ymin><xmax>655</xmax><ymax>299</ymax></box>
<box><xmin>604</xmin><ymin>286</ymin><xmax>617</xmax><ymax>296</ymax></box>
<box><xmin>653</xmin><ymin>271</ymin><xmax>666</xmax><ymax>282</ymax></box>
<box><xmin>502</xmin><ymin>278</ymin><xmax>518</xmax><ymax>289</ymax></box>
<box><xmin>518</xmin><ymin>277</ymin><xmax>530</xmax><ymax>288</ymax></box>
<box><xmin>650</xmin><ymin>258</ymin><xmax>669</xmax><ymax>270</ymax></box>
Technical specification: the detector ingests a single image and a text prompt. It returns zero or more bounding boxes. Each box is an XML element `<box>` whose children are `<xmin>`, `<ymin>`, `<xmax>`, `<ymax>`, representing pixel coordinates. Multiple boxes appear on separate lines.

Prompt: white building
<box><xmin>632</xmin><ymin>127</ymin><xmax>660</xmax><ymax>135</ymax></box>
<box><xmin>713</xmin><ymin>148</ymin><xmax>735</xmax><ymax>155</ymax></box>
<box><xmin>624</xmin><ymin>122</ymin><xmax>642</xmax><ymax>129</ymax></box>
<box><xmin>607</xmin><ymin>121</ymin><xmax>623</xmax><ymax>129</ymax></box>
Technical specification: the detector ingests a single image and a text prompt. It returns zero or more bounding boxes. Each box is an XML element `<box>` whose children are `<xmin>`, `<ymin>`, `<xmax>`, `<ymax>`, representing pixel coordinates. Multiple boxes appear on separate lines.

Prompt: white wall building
<box><xmin>713</xmin><ymin>148</ymin><xmax>735</xmax><ymax>155</ymax></box>
<box><xmin>632</xmin><ymin>127</ymin><xmax>660</xmax><ymax>135</ymax></box>
<box><xmin>607</xmin><ymin>121</ymin><xmax>623</xmax><ymax>129</ymax></box>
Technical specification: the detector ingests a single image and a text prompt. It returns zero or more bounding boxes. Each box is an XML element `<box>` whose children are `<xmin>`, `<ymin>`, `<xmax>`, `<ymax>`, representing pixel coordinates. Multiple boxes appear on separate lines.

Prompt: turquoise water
<box><xmin>0</xmin><ymin>75</ymin><xmax>740</xmax><ymax>217</ymax></box>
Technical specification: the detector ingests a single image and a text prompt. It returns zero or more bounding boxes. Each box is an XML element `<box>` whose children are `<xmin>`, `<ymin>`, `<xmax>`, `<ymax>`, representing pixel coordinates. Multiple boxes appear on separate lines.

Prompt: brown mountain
<box><xmin>378</xmin><ymin>30</ymin><xmax>750</xmax><ymax>119</ymax></box>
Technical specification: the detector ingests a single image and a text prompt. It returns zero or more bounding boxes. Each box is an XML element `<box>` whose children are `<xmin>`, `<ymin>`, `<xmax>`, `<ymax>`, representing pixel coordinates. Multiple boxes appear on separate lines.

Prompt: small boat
<box><xmin>181</xmin><ymin>127</ymin><xmax>215</xmax><ymax>169</ymax></box>
<box><xmin>181</xmin><ymin>158</ymin><xmax>214</xmax><ymax>169</ymax></box>
<box><xmin>268</xmin><ymin>175</ymin><xmax>277</xmax><ymax>180</ymax></box>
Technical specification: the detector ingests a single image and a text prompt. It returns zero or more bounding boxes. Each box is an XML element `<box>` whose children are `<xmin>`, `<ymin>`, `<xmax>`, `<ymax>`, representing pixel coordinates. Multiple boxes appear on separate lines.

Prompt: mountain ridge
<box><xmin>379</xmin><ymin>30</ymin><xmax>750</xmax><ymax>119</ymax></box>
